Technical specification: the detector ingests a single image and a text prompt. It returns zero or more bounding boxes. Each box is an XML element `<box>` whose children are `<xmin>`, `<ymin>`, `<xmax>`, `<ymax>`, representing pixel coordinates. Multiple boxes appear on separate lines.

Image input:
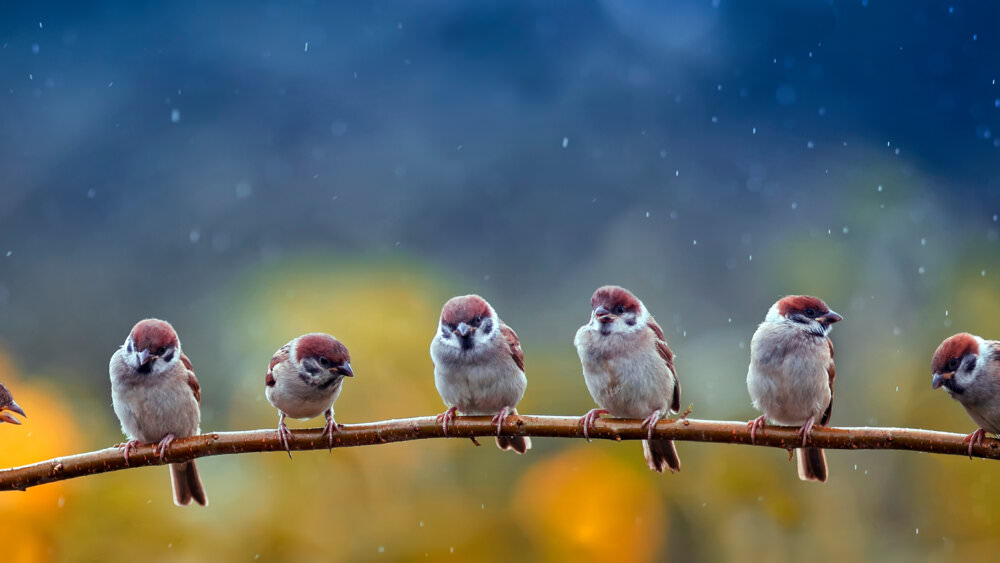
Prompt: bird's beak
<box><xmin>456</xmin><ymin>322</ymin><xmax>472</xmax><ymax>337</ymax></box>
<box><xmin>137</xmin><ymin>348</ymin><xmax>151</xmax><ymax>366</ymax></box>
<box><xmin>817</xmin><ymin>310</ymin><xmax>843</xmax><ymax>325</ymax></box>
<box><xmin>932</xmin><ymin>372</ymin><xmax>953</xmax><ymax>390</ymax></box>
<box><xmin>0</xmin><ymin>401</ymin><xmax>25</xmax><ymax>424</ymax></box>
<box><xmin>594</xmin><ymin>305</ymin><xmax>614</xmax><ymax>323</ymax></box>
<box><xmin>337</xmin><ymin>362</ymin><xmax>354</xmax><ymax>377</ymax></box>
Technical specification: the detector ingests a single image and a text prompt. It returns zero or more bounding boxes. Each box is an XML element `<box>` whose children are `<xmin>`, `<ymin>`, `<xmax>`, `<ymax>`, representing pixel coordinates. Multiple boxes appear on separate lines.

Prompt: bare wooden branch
<box><xmin>1</xmin><ymin>415</ymin><xmax>995</xmax><ymax>492</ymax></box>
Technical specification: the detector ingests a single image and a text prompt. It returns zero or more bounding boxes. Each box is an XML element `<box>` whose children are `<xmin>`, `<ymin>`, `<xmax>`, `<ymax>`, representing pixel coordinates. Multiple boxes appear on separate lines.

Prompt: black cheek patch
<box><xmin>441</xmin><ymin>328</ymin><xmax>451</xmax><ymax>339</ymax></box>
<box><xmin>162</xmin><ymin>351</ymin><xmax>175</xmax><ymax>363</ymax></box>
<box><xmin>625</xmin><ymin>317</ymin><xmax>637</xmax><ymax>326</ymax></box>
<box><xmin>481</xmin><ymin>319</ymin><xmax>493</xmax><ymax>335</ymax></box>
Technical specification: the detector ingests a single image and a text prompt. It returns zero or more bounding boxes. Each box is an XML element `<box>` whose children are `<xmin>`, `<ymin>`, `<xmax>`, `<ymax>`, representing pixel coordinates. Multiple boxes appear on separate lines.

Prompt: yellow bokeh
<box><xmin>0</xmin><ymin>350</ymin><xmax>85</xmax><ymax>563</ymax></box>
<box><xmin>511</xmin><ymin>445</ymin><xmax>666</xmax><ymax>562</ymax></box>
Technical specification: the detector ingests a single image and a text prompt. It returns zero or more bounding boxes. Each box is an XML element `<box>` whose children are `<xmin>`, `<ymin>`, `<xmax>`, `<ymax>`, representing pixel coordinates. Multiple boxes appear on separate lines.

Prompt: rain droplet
<box><xmin>918</xmin><ymin>266</ymin><xmax>926</xmax><ymax>274</ymax></box>
<box><xmin>170</xmin><ymin>109</ymin><xmax>180</xmax><ymax>123</ymax></box>
<box><xmin>304</xmin><ymin>42</ymin><xmax>309</xmax><ymax>52</ymax></box>
<box><xmin>561</xmin><ymin>137</ymin><xmax>569</xmax><ymax>148</ymax></box>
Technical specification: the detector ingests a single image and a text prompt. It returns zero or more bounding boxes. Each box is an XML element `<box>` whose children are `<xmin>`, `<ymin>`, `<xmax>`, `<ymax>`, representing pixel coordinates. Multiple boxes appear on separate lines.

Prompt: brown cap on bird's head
<box><xmin>931</xmin><ymin>332</ymin><xmax>980</xmax><ymax>389</ymax></box>
<box><xmin>294</xmin><ymin>333</ymin><xmax>353</xmax><ymax>377</ymax></box>
<box><xmin>590</xmin><ymin>285</ymin><xmax>642</xmax><ymax>322</ymax></box>
<box><xmin>440</xmin><ymin>295</ymin><xmax>492</xmax><ymax>326</ymax></box>
<box><xmin>776</xmin><ymin>295</ymin><xmax>843</xmax><ymax>325</ymax></box>
<box><xmin>129</xmin><ymin>319</ymin><xmax>180</xmax><ymax>353</ymax></box>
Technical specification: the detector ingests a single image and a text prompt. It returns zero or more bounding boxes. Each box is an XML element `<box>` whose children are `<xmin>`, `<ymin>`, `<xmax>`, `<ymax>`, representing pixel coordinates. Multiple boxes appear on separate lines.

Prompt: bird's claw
<box><xmin>641</xmin><ymin>410</ymin><xmax>663</xmax><ymax>441</ymax></box>
<box><xmin>796</xmin><ymin>416</ymin><xmax>816</xmax><ymax>448</ymax></box>
<box><xmin>747</xmin><ymin>415</ymin><xmax>767</xmax><ymax>445</ymax></box>
<box><xmin>116</xmin><ymin>440</ymin><xmax>141</xmax><ymax>466</ymax></box>
<box><xmin>580</xmin><ymin>408</ymin><xmax>610</xmax><ymax>442</ymax></box>
<box><xmin>322</xmin><ymin>410</ymin><xmax>340</xmax><ymax>451</ymax></box>
<box><xmin>153</xmin><ymin>433</ymin><xmax>175</xmax><ymax>461</ymax></box>
<box><xmin>436</xmin><ymin>407</ymin><xmax>458</xmax><ymax>435</ymax></box>
<box><xmin>277</xmin><ymin>420</ymin><xmax>294</xmax><ymax>459</ymax></box>
<box><xmin>491</xmin><ymin>406</ymin><xmax>512</xmax><ymax>437</ymax></box>
<box><xmin>964</xmin><ymin>428</ymin><xmax>987</xmax><ymax>458</ymax></box>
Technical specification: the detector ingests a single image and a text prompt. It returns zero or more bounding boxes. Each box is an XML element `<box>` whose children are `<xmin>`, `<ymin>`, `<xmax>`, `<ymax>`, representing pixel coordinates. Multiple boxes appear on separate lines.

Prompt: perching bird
<box><xmin>430</xmin><ymin>294</ymin><xmax>531</xmax><ymax>454</ymax></box>
<box><xmin>265</xmin><ymin>333</ymin><xmax>355</xmax><ymax>456</ymax></box>
<box><xmin>110</xmin><ymin>318</ymin><xmax>207</xmax><ymax>506</ymax></box>
<box><xmin>0</xmin><ymin>382</ymin><xmax>26</xmax><ymax>425</ymax></box>
<box><xmin>746</xmin><ymin>295</ymin><xmax>842</xmax><ymax>482</ymax></box>
<box><xmin>575</xmin><ymin>285</ymin><xmax>682</xmax><ymax>473</ymax></box>
<box><xmin>931</xmin><ymin>332</ymin><xmax>1000</xmax><ymax>456</ymax></box>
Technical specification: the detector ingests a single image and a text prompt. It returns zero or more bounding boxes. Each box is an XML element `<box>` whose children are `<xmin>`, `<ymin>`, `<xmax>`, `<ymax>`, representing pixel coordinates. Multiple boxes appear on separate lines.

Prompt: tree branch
<box><xmin>0</xmin><ymin>415</ymin><xmax>995</xmax><ymax>491</ymax></box>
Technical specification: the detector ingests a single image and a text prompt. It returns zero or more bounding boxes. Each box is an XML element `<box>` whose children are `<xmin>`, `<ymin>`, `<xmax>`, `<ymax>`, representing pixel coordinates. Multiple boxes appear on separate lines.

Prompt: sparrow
<box><xmin>430</xmin><ymin>294</ymin><xmax>531</xmax><ymax>454</ymax></box>
<box><xmin>574</xmin><ymin>285</ymin><xmax>681</xmax><ymax>473</ymax></box>
<box><xmin>265</xmin><ymin>333</ymin><xmax>354</xmax><ymax>457</ymax></box>
<box><xmin>746</xmin><ymin>295</ymin><xmax>842</xmax><ymax>483</ymax></box>
<box><xmin>931</xmin><ymin>332</ymin><xmax>1000</xmax><ymax>456</ymax></box>
<box><xmin>0</xmin><ymin>382</ymin><xmax>26</xmax><ymax>425</ymax></box>
<box><xmin>110</xmin><ymin>318</ymin><xmax>207</xmax><ymax>506</ymax></box>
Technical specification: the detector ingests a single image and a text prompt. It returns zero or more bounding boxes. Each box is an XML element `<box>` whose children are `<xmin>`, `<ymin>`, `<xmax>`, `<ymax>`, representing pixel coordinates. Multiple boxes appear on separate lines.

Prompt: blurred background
<box><xmin>1</xmin><ymin>0</ymin><xmax>1000</xmax><ymax>561</ymax></box>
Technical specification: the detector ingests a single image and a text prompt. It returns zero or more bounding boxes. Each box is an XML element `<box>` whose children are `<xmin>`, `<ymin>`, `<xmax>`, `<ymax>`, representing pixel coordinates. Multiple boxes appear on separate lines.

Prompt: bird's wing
<box><xmin>500</xmin><ymin>322</ymin><xmax>525</xmax><ymax>372</ymax></box>
<box><xmin>648</xmin><ymin>317</ymin><xmax>681</xmax><ymax>413</ymax></box>
<box><xmin>181</xmin><ymin>352</ymin><xmax>201</xmax><ymax>404</ymax></box>
<box><xmin>820</xmin><ymin>337</ymin><xmax>835</xmax><ymax>426</ymax></box>
<box><xmin>266</xmin><ymin>344</ymin><xmax>291</xmax><ymax>387</ymax></box>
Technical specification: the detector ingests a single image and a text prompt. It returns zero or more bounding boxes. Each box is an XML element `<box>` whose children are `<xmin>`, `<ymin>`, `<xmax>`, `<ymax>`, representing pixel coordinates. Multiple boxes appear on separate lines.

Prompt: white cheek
<box><xmin>437</xmin><ymin>334</ymin><xmax>463</xmax><ymax>349</ymax></box>
<box><xmin>475</xmin><ymin>328</ymin><xmax>497</xmax><ymax>345</ymax></box>
<box><xmin>123</xmin><ymin>353</ymin><xmax>139</xmax><ymax>370</ymax></box>
<box><xmin>152</xmin><ymin>356</ymin><xmax>180</xmax><ymax>376</ymax></box>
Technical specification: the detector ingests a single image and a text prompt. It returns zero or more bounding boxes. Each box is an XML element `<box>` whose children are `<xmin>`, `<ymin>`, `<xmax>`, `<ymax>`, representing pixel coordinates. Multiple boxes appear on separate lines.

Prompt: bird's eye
<box><xmin>319</xmin><ymin>357</ymin><xmax>331</xmax><ymax>367</ymax></box>
<box><xmin>804</xmin><ymin>308</ymin><xmax>816</xmax><ymax>317</ymax></box>
<box><xmin>156</xmin><ymin>346</ymin><xmax>167</xmax><ymax>356</ymax></box>
<box><xmin>476</xmin><ymin>315</ymin><xmax>483</xmax><ymax>323</ymax></box>
<box><xmin>947</xmin><ymin>357</ymin><xmax>960</xmax><ymax>370</ymax></box>
<box><xmin>614</xmin><ymin>305</ymin><xmax>625</xmax><ymax>315</ymax></box>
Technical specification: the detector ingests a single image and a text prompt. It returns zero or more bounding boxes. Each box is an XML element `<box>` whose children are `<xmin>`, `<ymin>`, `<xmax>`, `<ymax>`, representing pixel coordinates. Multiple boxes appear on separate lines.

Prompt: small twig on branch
<box><xmin>0</xmin><ymin>415</ymin><xmax>995</xmax><ymax>492</ymax></box>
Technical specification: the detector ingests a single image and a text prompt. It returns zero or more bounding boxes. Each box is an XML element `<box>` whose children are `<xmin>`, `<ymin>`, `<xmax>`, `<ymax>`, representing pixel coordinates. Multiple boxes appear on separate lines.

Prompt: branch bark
<box><xmin>0</xmin><ymin>415</ymin><xmax>994</xmax><ymax>492</ymax></box>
